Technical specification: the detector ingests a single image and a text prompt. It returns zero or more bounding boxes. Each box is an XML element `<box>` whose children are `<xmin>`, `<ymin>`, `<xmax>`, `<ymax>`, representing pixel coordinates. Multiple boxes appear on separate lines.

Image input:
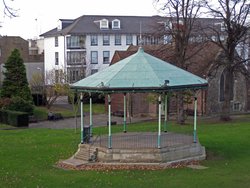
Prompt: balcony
<box><xmin>66</xmin><ymin>35</ymin><xmax>86</xmax><ymax>49</ymax></box>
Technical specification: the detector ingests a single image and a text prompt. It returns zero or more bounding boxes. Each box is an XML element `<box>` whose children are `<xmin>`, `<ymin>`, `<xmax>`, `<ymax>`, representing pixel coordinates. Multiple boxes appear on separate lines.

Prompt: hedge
<box><xmin>0</xmin><ymin>110</ymin><xmax>29</xmax><ymax>127</ymax></box>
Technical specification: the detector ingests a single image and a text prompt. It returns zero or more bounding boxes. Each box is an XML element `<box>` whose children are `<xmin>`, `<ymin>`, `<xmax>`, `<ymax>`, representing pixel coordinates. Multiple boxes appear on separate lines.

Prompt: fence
<box><xmin>91</xmin><ymin>132</ymin><xmax>194</xmax><ymax>149</ymax></box>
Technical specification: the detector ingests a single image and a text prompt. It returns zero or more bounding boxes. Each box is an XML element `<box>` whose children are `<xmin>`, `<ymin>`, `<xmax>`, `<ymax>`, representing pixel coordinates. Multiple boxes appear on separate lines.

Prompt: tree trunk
<box><xmin>177</xmin><ymin>92</ymin><xmax>185</xmax><ymax>124</ymax></box>
<box><xmin>220</xmin><ymin>69</ymin><xmax>233</xmax><ymax>121</ymax></box>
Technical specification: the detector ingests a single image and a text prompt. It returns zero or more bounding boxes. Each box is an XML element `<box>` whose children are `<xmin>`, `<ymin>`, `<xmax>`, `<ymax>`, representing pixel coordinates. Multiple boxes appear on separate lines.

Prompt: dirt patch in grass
<box><xmin>56</xmin><ymin>160</ymin><xmax>200</xmax><ymax>171</ymax></box>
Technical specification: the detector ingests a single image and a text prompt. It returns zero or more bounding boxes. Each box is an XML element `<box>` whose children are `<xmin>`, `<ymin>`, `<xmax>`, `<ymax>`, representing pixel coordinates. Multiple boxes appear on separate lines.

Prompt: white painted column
<box><xmin>123</xmin><ymin>93</ymin><xmax>127</xmax><ymax>133</ymax></box>
<box><xmin>193</xmin><ymin>95</ymin><xmax>198</xmax><ymax>143</ymax></box>
<box><xmin>89</xmin><ymin>93</ymin><xmax>93</xmax><ymax>137</ymax></box>
<box><xmin>158</xmin><ymin>94</ymin><xmax>162</xmax><ymax>149</ymax></box>
<box><xmin>164</xmin><ymin>93</ymin><xmax>168</xmax><ymax>132</ymax></box>
<box><xmin>108</xmin><ymin>94</ymin><xmax>112</xmax><ymax>149</ymax></box>
<box><xmin>80</xmin><ymin>93</ymin><xmax>84</xmax><ymax>144</ymax></box>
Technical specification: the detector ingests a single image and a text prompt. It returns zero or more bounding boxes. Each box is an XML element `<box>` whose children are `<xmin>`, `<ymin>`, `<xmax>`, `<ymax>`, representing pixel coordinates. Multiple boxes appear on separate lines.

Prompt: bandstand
<box><xmin>69</xmin><ymin>48</ymin><xmax>207</xmax><ymax>164</ymax></box>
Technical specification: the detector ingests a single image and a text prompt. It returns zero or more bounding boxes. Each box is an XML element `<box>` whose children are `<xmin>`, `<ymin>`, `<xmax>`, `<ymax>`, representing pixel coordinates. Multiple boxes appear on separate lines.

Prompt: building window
<box><xmin>112</xmin><ymin>19</ymin><xmax>120</xmax><ymax>29</ymax></box>
<box><xmin>103</xmin><ymin>35</ymin><xmax>110</xmax><ymax>46</ymax></box>
<box><xmin>126</xmin><ymin>35</ymin><xmax>133</xmax><ymax>45</ymax></box>
<box><xmin>100</xmin><ymin>19</ymin><xmax>109</xmax><ymax>29</ymax></box>
<box><xmin>55</xmin><ymin>52</ymin><xmax>59</xmax><ymax>65</ymax></box>
<box><xmin>67</xmin><ymin>51</ymin><xmax>86</xmax><ymax>65</ymax></box>
<box><xmin>164</xmin><ymin>35</ymin><xmax>172</xmax><ymax>43</ymax></box>
<box><xmin>71</xmin><ymin>70</ymin><xmax>79</xmax><ymax>82</ymax></box>
<box><xmin>233</xmin><ymin>102</ymin><xmax>241</xmax><ymax>111</ymax></box>
<box><xmin>55</xmin><ymin>36</ymin><xmax>58</xmax><ymax>47</ymax></box>
<box><xmin>103</xmin><ymin>51</ymin><xmax>110</xmax><ymax>64</ymax></box>
<box><xmin>91</xmin><ymin>69</ymin><xmax>98</xmax><ymax>75</ymax></box>
<box><xmin>67</xmin><ymin>35</ymin><xmax>85</xmax><ymax>49</ymax></box>
<box><xmin>115</xmin><ymin>35</ymin><xmax>121</xmax><ymax>45</ymax></box>
<box><xmin>68</xmin><ymin>68</ymin><xmax>83</xmax><ymax>83</ymax></box>
<box><xmin>90</xmin><ymin>35</ymin><xmax>98</xmax><ymax>46</ymax></box>
<box><xmin>91</xmin><ymin>51</ymin><xmax>98</xmax><ymax>64</ymax></box>
<box><xmin>221</xmin><ymin>23</ymin><xmax>226</xmax><ymax>31</ymax></box>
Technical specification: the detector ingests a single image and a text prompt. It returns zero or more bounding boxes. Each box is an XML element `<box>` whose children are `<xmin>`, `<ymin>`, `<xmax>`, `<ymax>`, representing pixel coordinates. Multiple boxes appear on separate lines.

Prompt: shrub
<box><xmin>0</xmin><ymin>110</ymin><xmax>29</xmax><ymax>127</ymax></box>
<box><xmin>5</xmin><ymin>97</ymin><xmax>34</xmax><ymax>114</ymax></box>
<box><xmin>0</xmin><ymin>110</ymin><xmax>8</xmax><ymax>124</ymax></box>
<box><xmin>7</xmin><ymin>110</ymin><xmax>29</xmax><ymax>127</ymax></box>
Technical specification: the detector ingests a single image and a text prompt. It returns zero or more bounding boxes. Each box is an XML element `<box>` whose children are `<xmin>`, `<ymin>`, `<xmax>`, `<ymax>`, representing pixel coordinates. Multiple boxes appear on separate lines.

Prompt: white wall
<box><xmin>44</xmin><ymin>36</ymin><xmax>65</xmax><ymax>71</ymax></box>
<box><xmin>44</xmin><ymin>36</ymin><xmax>65</xmax><ymax>84</ymax></box>
<box><xmin>85</xmin><ymin>34</ymin><xmax>136</xmax><ymax>75</ymax></box>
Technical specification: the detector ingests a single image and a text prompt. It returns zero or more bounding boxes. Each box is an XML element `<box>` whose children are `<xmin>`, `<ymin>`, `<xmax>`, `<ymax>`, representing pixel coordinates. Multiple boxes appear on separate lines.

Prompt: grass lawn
<box><xmin>33</xmin><ymin>103</ymin><xmax>105</xmax><ymax>120</ymax></box>
<box><xmin>0</xmin><ymin>119</ymin><xmax>250</xmax><ymax>187</ymax></box>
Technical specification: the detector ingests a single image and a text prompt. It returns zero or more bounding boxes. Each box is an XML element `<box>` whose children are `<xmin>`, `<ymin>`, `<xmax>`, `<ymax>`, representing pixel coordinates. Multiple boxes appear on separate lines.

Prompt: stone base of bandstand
<box><xmin>65</xmin><ymin>132</ymin><xmax>206</xmax><ymax>166</ymax></box>
<box><xmin>96</xmin><ymin>143</ymin><xmax>205</xmax><ymax>163</ymax></box>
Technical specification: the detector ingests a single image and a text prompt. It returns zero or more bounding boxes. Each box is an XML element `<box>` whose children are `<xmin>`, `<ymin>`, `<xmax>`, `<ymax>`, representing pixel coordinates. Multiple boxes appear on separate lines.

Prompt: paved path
<box><xmin>29</xmin><ymin>114</ymin><xmax>156</xmax><ymax>129</ymax></box>
<box><xmin>29</xmin><ymin>96</ymin><xmax>156</xmax><ymax>129</ymax></box>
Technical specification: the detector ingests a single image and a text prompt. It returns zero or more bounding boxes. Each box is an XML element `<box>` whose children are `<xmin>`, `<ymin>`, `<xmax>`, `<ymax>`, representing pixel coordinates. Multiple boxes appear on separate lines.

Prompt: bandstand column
<box><xmin>123</xmin><ymin>93</ymin><xmax>127</xmax><ymax>133</ymax></box>
<box><xmin>108</xmin><ymin>94</ymin><xmax>112</xmax><ymax>149</ymax></box>
<box><xmin>158</xmin><ymin>94</ymin><xmax>162</xmax><ymax>149</ymax></box>
<box><xmin>164</xmin><ymin>93</ymin><xmax>168</xmax><ymax>132</ymax></box>
<box><xmin>89</xmin><ymin>93</ymin><xmax>93</xmax><ymax>137</ymax></box>
<box><xmin>80</xmin><ymin>93</ymin><xmax>84</xmax><ymax>144</ymax></box>
<box><xmin>193</xmin><ymin>95</ymin><xmax>198</xmax><ymax>143</ymax></box>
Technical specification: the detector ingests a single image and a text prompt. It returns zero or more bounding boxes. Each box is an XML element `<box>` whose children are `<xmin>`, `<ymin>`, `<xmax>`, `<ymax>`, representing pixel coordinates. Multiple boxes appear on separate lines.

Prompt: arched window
<box><xmin>219</xmin><ymin>70</ymin><xmax>234</xmax><ymax>102</ymax></box>
<box><xmin>219</xmin><ymin>73</ymin><xmax>225</xmax><ymax>101</ymax></box>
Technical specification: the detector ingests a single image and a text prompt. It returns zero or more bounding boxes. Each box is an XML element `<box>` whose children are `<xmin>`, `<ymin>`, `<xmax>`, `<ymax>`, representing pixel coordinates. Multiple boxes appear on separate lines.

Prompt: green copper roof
<box><xmin>71</xmin><ymin>48</ymin><xmax>208</xmax><ymax>93</ymax></box>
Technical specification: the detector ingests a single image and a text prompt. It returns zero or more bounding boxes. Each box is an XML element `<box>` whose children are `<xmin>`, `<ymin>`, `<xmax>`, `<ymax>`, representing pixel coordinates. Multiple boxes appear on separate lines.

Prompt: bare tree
<box><xmin>30</xmin><ymin>69</ymin><xmax>69</xmax><ymax>109</ymax></box>
<box><xmin>2</xmin><ymin>0</ymin><xmax>18</xmax><ymax>18</ymax></box>
<box><xmin>45</xmin><ymin>69</ymin><xmax>69</xmax><ymax>109</ymax></box>
<box><xmin>67</xmin><ymin>87</ymin><xmax>80</xmax><ymax>133</ymax></box>
<box><xmin>155</xmin><ymin>0</ymin><xmax>205</xmax><ymax>124</ymax></box>
<box><xmin>205</xmin><ymin>0</ymin><xmax>250</xmax><ymax>120</ymax></box>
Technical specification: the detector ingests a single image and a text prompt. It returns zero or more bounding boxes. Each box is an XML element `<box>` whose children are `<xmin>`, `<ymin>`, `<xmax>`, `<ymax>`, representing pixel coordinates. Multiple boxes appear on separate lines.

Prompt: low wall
<box><xmin>96</xmin><ymin>143</ymin><xmax>206</xmax><ymax>163</ymax></box>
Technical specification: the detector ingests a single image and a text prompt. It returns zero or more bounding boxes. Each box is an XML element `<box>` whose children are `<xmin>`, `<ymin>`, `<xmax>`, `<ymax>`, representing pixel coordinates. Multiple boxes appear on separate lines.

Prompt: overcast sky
<box><xmin>0</xmin><ymin>0</ymin><xmax>160</xmax><ymax>39</ymax></box>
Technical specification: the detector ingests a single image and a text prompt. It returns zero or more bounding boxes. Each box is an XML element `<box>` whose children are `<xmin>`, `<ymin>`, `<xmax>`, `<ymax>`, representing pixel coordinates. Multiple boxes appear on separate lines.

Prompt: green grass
<box><xmin>33</xmin><ymin>103</ymin><xmax>105</xmax><ymax>120</ymax></box>
<box><xmin>1</xmin><ymin>119</ymin><xmax>250</xmax><ymax>187</ymax></box>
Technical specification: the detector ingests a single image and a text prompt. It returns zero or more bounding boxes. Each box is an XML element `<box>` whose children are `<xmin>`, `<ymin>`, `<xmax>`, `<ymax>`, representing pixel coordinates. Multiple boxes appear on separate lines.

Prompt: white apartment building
<box><xmin>41</xmin><ymin>14</ymin><xmax>247</xmax><ymax>85</ymax></box>
<box><xmin>40</xmin><ymin>15</ymin><xmax>166</xmax><ymax>84</ymax></box>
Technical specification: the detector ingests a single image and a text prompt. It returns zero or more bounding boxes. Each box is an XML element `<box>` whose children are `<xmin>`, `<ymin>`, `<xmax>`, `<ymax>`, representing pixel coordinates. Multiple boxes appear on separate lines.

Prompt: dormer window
<box><xmin>164</xmin><ymin>21</ymin><xmax>172</xmax><ymax>30</ymax></box>
<box><xmin>214</xmin><ymin>22</ymin><xmax>226</xmax><ymax>32</ymax></box>
<box><xmin>100</xmin><ymin>19</ymin><xmax>109</xmax><ymax>29</ymax></box>
<box><xmin>112</xmin><ymin>19</ymin><xmax>120</xmax><ymax>29</ymax></box>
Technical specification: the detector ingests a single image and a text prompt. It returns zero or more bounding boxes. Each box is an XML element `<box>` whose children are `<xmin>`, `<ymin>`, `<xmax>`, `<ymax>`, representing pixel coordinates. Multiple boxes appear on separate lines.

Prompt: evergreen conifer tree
<box><xmin>1</xmin><ymin>49</ymin><xmax>33</xmax><ymax>102</ymax></box>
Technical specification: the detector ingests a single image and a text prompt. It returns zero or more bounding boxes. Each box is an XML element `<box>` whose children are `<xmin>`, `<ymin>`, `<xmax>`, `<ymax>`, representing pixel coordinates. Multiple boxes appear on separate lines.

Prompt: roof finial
<box><xmin>139</xmin><ymin>21</ymin><xmax>142</xmax><ymax>47</ymax></box>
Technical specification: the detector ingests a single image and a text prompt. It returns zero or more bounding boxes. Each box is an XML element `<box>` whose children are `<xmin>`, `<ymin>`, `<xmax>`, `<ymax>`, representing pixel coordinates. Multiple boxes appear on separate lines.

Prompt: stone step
<box><xmin>74</xmin><ymin>147</ymin><xmax>89</xmax><ymax>161</ymax></box>
<box><xmin>74</xmin><ymin>152</ymin><xmax>89</xmax><ymax>161</ymax></box>
<box><xmin>73</xmin><ymin>145</ymin><xmax>98</xmax><ymax>161</ymax></box>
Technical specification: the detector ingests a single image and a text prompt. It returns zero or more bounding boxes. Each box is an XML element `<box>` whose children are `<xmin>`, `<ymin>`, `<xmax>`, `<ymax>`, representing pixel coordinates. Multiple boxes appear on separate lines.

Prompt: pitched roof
<box><xmin>40</xmin><ymin>15</ymin><xmax>222</xmax><ymax>37</ymax></box>
<box><xmin>71</xmin><ymin>48</ymin><xmax>208</xmax><ymax>93</ymax></box>
<box><xmin>41</xmin><ymin>15</ymin><xmax>166</xmax><ymax>37</ymax></box>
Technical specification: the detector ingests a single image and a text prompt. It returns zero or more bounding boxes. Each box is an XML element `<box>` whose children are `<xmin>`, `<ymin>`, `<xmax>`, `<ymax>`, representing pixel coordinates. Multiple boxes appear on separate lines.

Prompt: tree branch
<box><xmin>2</xmin><ymin>0</ymin><xmax>19</xmax><ymax>18</ymax></box>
